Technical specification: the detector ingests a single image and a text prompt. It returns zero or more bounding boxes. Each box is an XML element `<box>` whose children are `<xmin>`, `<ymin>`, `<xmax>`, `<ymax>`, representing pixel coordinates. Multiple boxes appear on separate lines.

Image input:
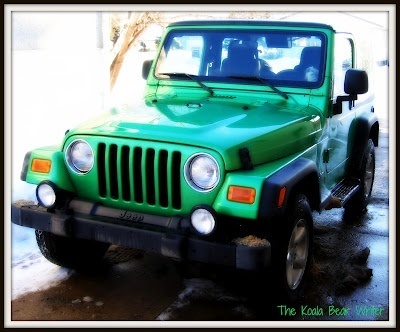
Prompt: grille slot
<box><xmin>109</xmin><ymin>144</ymin><xmax>118</xmax><ymax>199</ymax></box>
<box><xmin>97</xmin><ymin>143</ymin><xmax>182</xmax><ymax>210</ymax></box>
<box><xmin>145</xmin><ymin>148</ymin><xmax>156</xmax><ymax>205</ymax></box>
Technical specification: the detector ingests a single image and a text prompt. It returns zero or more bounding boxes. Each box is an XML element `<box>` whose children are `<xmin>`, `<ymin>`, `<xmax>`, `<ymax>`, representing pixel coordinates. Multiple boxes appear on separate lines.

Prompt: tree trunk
<box><xmin>110</xmin><ymin>12</ymin><xmax>164</xmax><ymax>91</ymax></box>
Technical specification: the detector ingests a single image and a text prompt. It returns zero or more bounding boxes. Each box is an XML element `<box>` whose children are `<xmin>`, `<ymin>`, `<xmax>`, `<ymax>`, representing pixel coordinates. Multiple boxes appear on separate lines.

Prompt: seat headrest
<box><xmin>228</xmin><ymin>40</ymin><xmax>258</xmax><ymax>60</ymax></box>
<box><xmin>299</xmin><ymin>46</ymin><xmax>322</xmax><ymax>69</ymax></box>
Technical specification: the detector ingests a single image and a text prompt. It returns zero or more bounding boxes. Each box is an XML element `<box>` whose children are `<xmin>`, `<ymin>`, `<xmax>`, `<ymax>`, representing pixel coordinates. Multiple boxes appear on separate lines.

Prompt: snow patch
<box><xmin>156</xmin><ymin>278</ymin><xmax>252</xmax><ymax>321</ymax></box>
<box><xmin>83</xmin><ymin>296</ymin><xmax>94</xmax><ymax>303</ymax></box>
<box><xmin>11</xmin><ymin>251</ymin><xmax>73</xmax><ymax>300</ymax></box>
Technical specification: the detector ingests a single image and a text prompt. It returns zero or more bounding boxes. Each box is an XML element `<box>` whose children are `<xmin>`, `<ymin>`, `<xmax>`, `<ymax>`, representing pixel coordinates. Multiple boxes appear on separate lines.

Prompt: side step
<box><xmin>325</xmin><ymin>178</ymin><xmax>360</xmax><ymax>210</ymax></box>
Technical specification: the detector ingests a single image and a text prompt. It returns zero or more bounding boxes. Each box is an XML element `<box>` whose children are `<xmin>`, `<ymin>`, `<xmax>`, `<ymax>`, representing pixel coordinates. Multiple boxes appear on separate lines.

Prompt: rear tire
<box><xmin>35</xmin><ymin>230</ymin><xmax>110</xmax><ymax>270</ymax></box>
<box><xmin>344</xmin><ymin>139</ymin><xmax>375</xmax><ymax>220</ymax></box>
<box><xmin>271</xmin><ymin>194</ymin><xmax>313</xmax><ymax>302</ymax></box>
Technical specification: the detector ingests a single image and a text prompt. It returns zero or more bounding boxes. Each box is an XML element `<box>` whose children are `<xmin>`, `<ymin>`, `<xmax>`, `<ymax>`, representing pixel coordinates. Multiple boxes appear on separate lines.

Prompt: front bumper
<box><xmin>11</xmin><ymin>200</ymin><xmax>271</xmax><ymax>271</ymax></box>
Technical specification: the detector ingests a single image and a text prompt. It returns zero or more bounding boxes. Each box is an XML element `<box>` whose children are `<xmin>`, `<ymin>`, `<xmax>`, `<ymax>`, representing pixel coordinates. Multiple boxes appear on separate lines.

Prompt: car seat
<box><xmin>277</xmin><ymin>46</ymin><xmax>322</xmax><ymax>81</ymax></box>
<box><xmin>295</xmin><ymin>46</ymin><xmax>321</xmax><ymax>74</ymax></box>
<box><xmin>221</xmin><ymin>40</ymin><xmax>259</xmax><ymax>77</ymax></box>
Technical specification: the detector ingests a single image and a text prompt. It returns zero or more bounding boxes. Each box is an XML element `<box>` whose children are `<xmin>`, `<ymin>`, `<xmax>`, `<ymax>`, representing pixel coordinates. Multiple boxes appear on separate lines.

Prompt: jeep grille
<box><xmin>97</xmin><ymin>143</ymin><xmax>182</xmax><ymax>209</ymax></box>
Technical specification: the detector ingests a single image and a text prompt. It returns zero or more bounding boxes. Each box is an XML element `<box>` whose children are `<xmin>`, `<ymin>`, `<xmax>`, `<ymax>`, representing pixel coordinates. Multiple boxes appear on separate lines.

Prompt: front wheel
<box><xmin>35</xmin><ymin>230</ymin><xmax>110</xmax><ymax>270</ymax></box>
<box><xmin>271</xmin><ymin>194</ymin><xmax>313</xmax><ymax>302</ymax></box>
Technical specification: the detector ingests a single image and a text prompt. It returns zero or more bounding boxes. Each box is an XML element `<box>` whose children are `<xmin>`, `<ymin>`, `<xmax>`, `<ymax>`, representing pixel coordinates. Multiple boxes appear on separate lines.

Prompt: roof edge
<box><xmin>168</xmin><ymin>20</ymin><xmax>334</xmax><ymax>31</ymax></box>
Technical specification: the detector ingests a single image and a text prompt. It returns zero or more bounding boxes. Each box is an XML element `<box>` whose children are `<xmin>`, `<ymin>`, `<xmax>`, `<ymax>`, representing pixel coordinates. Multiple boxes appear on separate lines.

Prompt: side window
<box><xmin>333</xmin><ymin>37</ymin><xmax>354</xmax><ymax>97</ymax></box>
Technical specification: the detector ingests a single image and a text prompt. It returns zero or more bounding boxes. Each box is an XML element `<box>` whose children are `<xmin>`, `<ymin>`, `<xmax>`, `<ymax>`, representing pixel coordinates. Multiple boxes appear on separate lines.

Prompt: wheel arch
<box><xmin>258</xmin><ymin>158</ymin><xmax>321</xmax><ymax>222</ymax></box>
<box><xmin>347</xmin><ymin>110</ymin><xmax>379</xmax><ymax>175</ymax></box>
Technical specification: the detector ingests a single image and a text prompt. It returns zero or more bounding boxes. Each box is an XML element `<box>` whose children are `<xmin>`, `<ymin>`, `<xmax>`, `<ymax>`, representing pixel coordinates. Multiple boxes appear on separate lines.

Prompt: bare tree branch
<box><xmin>109</xmin><ymin>12</ymin><xmax>273</xmax><ymax>90</ymax></box>
<box><xmin>110</xmin><ymin>12</ymin><xmax>164</xmax><ymax>90</ymax></box>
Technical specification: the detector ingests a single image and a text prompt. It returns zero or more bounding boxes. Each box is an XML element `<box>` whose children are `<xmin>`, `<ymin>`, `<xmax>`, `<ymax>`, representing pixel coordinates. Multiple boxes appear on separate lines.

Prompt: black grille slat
<box><xmin>133</xmin><ymin>147</ymin><xmax>143</xmax><ymax>203</ymax></box>
<box><xmin>146</xmin><ymin>149</ymin><xmax>156</xmax><ymax>205</ymax></box>
<box><xmin>171</xmin><ymin>151</ymin><xmax>182</xmax><ymax>209</ymax></box>
<box><xmin>98</xmin><ymin>143</ymin><xmax>106</xmax><ymax>197</ymax></box>
<box><xmin>97</xmin><ymin>142</ymin><xmax>181</xmax><ymax>210</ymax></box>
<box><xmin>159</xmin><ymin>150</ymin><xmax>169</xmax><ymax>207</ymax></box>
<box><xmin>109</xmin><ymin>144</ymin><xmax>119</xmax><ymax>199</ymax></box>
<box><xmin>121</xmin><ymin>145</ymin><xmax>130</xmax><ymax>201</ymax></box>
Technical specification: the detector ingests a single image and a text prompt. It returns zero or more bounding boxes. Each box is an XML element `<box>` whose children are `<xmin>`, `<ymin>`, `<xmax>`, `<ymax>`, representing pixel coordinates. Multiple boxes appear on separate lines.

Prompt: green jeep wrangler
<box><xmin>12</xmin><ymin>20</ymin><xmax>379</xmax><ymax>301</ymax></box>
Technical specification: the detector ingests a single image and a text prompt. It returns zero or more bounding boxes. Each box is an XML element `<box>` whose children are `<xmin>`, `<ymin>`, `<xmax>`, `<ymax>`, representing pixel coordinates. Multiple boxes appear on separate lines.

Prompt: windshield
<box><xmin>155</xmin><ymin>29</ymin><xmax>326</xmax><ymax>88</ymax></box>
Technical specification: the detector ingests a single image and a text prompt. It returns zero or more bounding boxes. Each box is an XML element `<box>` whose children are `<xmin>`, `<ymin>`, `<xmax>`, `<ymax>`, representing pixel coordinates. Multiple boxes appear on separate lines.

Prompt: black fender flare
<box><xmin>347</xmin><ymin>110</ymin><xmax>379</xmax><ymax>175</ymax></box>
<box><xmin>258</xmin><ymin>158</ymin><xmax>320</xmax><ymax>222</ymax></box>
<box><xmin>20</xmin><ymin>151</ymin><xmax>32</xmax><ymax>182</ymax></box>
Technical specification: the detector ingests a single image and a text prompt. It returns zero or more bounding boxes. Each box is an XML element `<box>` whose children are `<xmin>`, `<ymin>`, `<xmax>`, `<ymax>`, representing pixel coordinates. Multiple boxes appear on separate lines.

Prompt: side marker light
<box><xmin>278</xmin><ymin>187</ymin><xmax>287</xmax><ymax>207</ymax></box>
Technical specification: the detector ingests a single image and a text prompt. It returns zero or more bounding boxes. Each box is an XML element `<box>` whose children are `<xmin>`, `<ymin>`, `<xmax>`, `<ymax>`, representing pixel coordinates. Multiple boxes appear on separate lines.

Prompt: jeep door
<box><xmin>325</xmin><ymin>34</ymin><xmax>356</xmax><ymax>188</ymax></box>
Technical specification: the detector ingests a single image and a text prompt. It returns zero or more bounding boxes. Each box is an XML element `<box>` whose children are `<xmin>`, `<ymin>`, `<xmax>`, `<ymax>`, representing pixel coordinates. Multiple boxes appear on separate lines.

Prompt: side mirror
<box><xmin>333</xmin><ymin>69</ymin><xmax>368</xmax><ymax>115</ymax></box>
<box><xmin>142</xmin><ymin>60</ymin><xmax>153</xmax><ymax>80</ymax></box>
<box><xmin>344</xmin><ymin>69</ymin><xmax>368</xmax><ymax>95</ymax></box>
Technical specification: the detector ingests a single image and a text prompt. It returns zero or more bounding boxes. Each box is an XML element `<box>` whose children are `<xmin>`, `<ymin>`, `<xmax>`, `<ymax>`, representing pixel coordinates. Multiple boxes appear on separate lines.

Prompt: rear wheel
<box><xmin>35</xmin><ymin>230</ymin><xmax>110</xmax><ymax>270</ymax></box>
<box><xmin>344</xmin><ymin>138</ymin><xmax>375</xmax><ymax>220</ymax></box>
<box><xmin>271</xmin><ymin>194</ymin><xmax>313</xmax><ymax>302</ymax></box>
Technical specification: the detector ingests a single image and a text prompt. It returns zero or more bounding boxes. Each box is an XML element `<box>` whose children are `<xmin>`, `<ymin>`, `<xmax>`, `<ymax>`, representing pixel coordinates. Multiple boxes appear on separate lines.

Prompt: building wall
<box><xmin>278</xmin><ymin>11</ymin><xmax>389</xmax><ymax>65</ymax></box>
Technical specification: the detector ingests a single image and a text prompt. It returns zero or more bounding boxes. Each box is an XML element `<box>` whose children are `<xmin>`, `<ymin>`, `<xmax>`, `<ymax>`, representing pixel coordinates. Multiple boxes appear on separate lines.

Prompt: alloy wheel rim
<box><xmin>286</xmin><ymin>219</ymin><xmax>309</xmax><ymax>290</ymax></box>
<box><xmin>364</xmin><ymin>152</ymin><xmax>374</xmax><ymax>199</ymax></box>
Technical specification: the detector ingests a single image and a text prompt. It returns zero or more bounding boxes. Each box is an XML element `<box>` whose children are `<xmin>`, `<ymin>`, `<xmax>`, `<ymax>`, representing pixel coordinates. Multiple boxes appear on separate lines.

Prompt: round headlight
<box><xmin>190</xmin><ymin>206</ymin><xmax>216</xmax><ymax>235</ymax></box>
<box><xmin>37</xmin><ymin>182</ymin><xmax>56</xmax><ymax>208</ymax></box>
<box><xmin>184</xmin><ymin>153</ymin><xmax>220</xmax><ymax>191</ymax></box>
<box><xmin>66</xmin><ymin>139</ymin><xmax>94</xmax><ymax>174</ymax></box>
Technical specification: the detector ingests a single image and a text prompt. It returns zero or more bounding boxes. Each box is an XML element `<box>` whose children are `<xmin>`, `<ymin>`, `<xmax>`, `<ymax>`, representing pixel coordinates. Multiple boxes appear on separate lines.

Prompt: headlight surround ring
<box><xmin>65</xmin><ymin>139</ymin><xmax>94</xmax><ymax>174</ymax></box>
<box><xmin>184</xmin><ymin>153</ymin><xmax>220</xmax><ymax>192</ymax></box>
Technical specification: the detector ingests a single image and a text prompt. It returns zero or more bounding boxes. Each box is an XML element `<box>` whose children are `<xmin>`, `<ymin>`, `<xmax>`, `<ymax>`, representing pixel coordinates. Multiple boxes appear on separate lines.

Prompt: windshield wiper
<box><xmin>159</xmin><ymin>72</ymin><xmax>214</xmax><ymax>96</ymax></box>
<box><xmin>228</xmin><ymin>75</ymin><xmax>289</xmax><ymax>100</ymax></box>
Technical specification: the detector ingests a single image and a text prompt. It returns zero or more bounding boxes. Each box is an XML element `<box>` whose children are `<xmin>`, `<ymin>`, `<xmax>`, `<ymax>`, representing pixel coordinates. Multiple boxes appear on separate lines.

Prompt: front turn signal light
<box><xmin>228</xmin><ymin>186</ymin><xmax>256</xmax><ymax>204</ymax></box>
<box><xmin>31</xmin><ymin>158</ymin><xmax>52</xmax><ymax>173</ymax></box>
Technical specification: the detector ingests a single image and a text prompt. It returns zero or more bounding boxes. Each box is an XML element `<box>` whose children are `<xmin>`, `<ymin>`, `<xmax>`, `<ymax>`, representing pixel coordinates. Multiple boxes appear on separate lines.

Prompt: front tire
<box><xmin>271</xmin><ymin>194</ymin><xmax>313</xmax><ymax>302</ymax></box>
<box><xmin>35</xmin><ymin>230</ymin><xmax>110</xmax><ymax>270</ymax></box>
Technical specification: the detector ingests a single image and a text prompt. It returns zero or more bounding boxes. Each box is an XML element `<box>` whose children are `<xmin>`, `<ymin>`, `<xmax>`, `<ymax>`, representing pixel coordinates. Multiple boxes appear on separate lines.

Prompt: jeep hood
<box><xmin>67</xmin><ymin>99</ymin><xmax>322</xmax><ymax>171</ymax></box>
